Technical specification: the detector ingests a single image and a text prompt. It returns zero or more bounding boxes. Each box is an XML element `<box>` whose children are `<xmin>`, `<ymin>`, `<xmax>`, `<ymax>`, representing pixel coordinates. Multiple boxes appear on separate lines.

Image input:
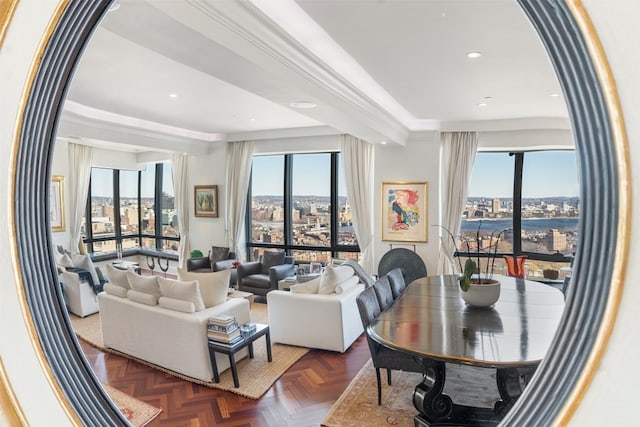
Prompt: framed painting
<box><xmin>50</xmin><ymin>175</ymin><xmax>65</xmax><ymax>232</ymax></box>
<box><xmin>194</xmin><ymin>185</ymin><xmax>218</xmax><ymax>217</ymax></box>
<box><xmin>381</xmin><ymin>181</ymin><xmax>428</xmax><ymax>242</ymax></box>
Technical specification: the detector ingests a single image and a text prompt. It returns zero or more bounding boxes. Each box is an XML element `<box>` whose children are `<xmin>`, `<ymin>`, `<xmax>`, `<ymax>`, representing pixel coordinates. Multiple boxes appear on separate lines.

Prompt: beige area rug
<box><xmin>102</xmin><ymin>383</ymin><xmax>161</xmax><ymax>427</ymax></box>
<box><xmin>71</xmin><ymin>302</ymin><xmax>309</xmax><ymax>400</ymax></box>
<box><xmin>321</xmin><ymin>359</ymin><xmax>500</xmax><ymax>427</ymax></box>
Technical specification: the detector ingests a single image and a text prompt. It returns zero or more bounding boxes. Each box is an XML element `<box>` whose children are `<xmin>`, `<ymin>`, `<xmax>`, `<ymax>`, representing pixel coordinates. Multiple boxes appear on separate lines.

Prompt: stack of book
<box><xmin>207</xmin><ymin>315</ymin><xmax>242</xmax><ymax>346</ymax></box>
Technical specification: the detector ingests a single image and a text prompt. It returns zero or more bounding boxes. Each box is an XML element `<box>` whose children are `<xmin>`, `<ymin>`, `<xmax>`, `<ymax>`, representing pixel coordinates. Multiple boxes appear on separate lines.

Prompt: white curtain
<box><xmin>67</xmin><ymin>143</ymin><xmax>93</xmax><ymax>253</ymax></box>
<box><xmin>438</xmin><ymin>131</ymin><xmax>479</xmax><ymax>274</ymax></box>
<box><xmin>225</xmin><ymin>140</ymin><xmax>255</xmax><ymax>262</ymax></box>
<box><xmin>172</xmin><ymin>153</ymin><xmax>190</xmax><ymax>268</ymax></box>
<box><xmin>340</xmin><ymin>134</ymin><xmax>375</xmax><ymax>274</ymax></box>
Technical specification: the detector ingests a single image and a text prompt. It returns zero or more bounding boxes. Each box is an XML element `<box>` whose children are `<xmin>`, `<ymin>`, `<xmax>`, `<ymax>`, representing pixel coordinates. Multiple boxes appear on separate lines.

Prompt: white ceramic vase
<box><xmin>460</xmin><ymin>279</ymin><xmax>501</xmax><ymax>308</ymax></box>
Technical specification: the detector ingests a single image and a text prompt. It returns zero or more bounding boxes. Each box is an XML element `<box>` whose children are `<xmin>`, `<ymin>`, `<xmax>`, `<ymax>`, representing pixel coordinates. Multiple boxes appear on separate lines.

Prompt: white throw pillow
<box><xmin>290</xmin><ymin>276</ymin><xmax>321</xmax><ymax>294</ymax></box>
<box><xmin>126</xmin><ymin>271</ymin><xmax>161</xmax><ymax>301</ymax></box>
<box><xmin>159</xmin><ymin>296</ymin><xmax>196</xmax><ymax>313</ymax></box>
<box><xmin>105</xmin><ymin>264</ymin><xmax>130</xmax><ymax>289</ymax></box>
<box><xmin>103</xmin><ymin>282</ymin><xmax>128</xmax><ymax>298</ymax></box>
<box><xmin>318</xmin><ymin>265</ymin><xmax>355</xmax><ymax>295</ymax></box>
<box><xmin>335</xmin><ymin>276</ymin><xmax>361</xmax><ymax>294</ymax></box>
<box><xmin>127</xmin><ymin>289</ymin><xmax>158</xmax><ymax>306</ymax></box>
<box><xmin>158</xmin><ymin>276</ymin><xmax>206</xmax><ymax>312</ymax></box>
<box><xmin>70</xmin><ymin>253</ymin><xmax>100</xmax><ymax>287</ymax></box>
<box><xmin>177</xmin><ymin>267</ymin><xmax>229</xmax><ymax>308</ymax></box>
<box><xmin>55</xmin><ymin>252</ymin><xmax>74</xmax><ymax>269</ymax></box>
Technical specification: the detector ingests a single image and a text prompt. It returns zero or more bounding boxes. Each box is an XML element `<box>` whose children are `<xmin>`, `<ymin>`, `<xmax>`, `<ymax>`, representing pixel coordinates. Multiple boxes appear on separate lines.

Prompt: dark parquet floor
<box><xmin>79</xmin><ymin>307</ymin><xmax>370</xmax><ymax>427</ymax></box>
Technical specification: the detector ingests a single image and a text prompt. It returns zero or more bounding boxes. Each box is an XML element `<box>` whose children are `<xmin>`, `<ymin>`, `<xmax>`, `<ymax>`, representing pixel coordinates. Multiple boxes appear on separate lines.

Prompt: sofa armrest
<box><xmin>187</xmin><ymin>257</ymin><xmax>211</xmax><ymax>272</ymax></box>
<box><xmin>269</xmin><ymin>263</ymin><xmax>296</xmax><ymax>285</ymax></box>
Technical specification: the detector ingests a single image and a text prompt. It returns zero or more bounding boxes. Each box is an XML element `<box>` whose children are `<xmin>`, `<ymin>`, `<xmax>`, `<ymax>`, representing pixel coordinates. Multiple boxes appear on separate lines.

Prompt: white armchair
<box><xmin>60</xmin><ymin>270</ymin><xmax>99</xmax><ymax>317</ymax></box>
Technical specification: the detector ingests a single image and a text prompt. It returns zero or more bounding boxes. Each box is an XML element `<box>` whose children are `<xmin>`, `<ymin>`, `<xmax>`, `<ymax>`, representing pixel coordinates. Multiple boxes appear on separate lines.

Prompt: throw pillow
<box><xmin>158</xmin><ymin>297</ymin><xmax>196</xmax><ymax>313</ymax></box>
<box><xmin>105</xmin><ymin>264</ymin><xmax>131</xmax><ymax>289</ymax></box>
<box><xmin>176</xmin><ymin>268</ymin><xmax>228</xmax><ymax>308</ymax></box>
<box><xmin>318</xmin><ymin>264</ymin><xmax>355</xmax><ymax>295</ymax></box>
<box><xmin>126</xmin><ymin>271</ymin><xmax>161</xmax><ymax>303</ymax></box>
<box><xmin>70</xmin><ymin>253</ymin><xmax>100</xmax><ymax>288</ymax></box>
<box><xmin>103</xmin><ymin>283</ymin><xmax>128</xmax><ymax>298</ymax></box>
<box><xmin>261</xmin><ymin>250</ymin><xmax>285</xmax><ymax>275</ymax></box>
<box><xmin>158</xmin><ymin>277</ymin><xmax>206</xmax><ymax>311</ymax></box>
<box><xmin>335</xmin><ymin>276</ymin><xmax>361</xmax><ymax>294</ymax></box>
<box><xmin>55</xmin><ymin>252</ymin><xmax>74</xmax><ymax>269</ymax></box>
<box><xmin>209</xmin><ymin>246</ymin><xmax>230</xmax><ymax>263</ymax></box>
<box><xmin>127</xmin><ymin>289</ymin><xmax>158</xmax><ymax>306</ymax></box>
<box><xmin>290</xmin><ymin>276</ymin><xmax>321</xmax><ymax>294</ymax></box>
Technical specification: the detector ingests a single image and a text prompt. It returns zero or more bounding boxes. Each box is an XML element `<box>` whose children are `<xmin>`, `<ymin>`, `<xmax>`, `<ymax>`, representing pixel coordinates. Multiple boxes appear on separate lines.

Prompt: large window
<box><xmin>459</xmin><ymin>151</ymin><xmax>579</xmax><ymax>279</ymax></box>
<box><xmin>83</xmin><ymin>162</ymin><xmax>178</xmax><ymax>255</ymax></box>
<box><xmin>247</xmin><ymin>152</ymin><xmax>359</xmax><ymax>264</ymax></box>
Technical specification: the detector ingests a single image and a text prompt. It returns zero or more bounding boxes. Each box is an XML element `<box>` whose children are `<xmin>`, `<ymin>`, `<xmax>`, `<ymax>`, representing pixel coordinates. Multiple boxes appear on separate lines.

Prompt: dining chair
<box><xmin>386</xmin><ymin>268</ymin><xmax>406</xmax><ymax>299</ymax></box>
<box><xmin>356</xmin><ymin>286</ymin><xmax>424</xmax><ymax>405</ymax></box>
<box><xmin>503</xmin><ymin>255</ymin><xmax>527</xmax><ymax>278</ymax></box>
<box><xmin>373</xmin><ymin>275</ymin><xmax>394</xmax><ymax>311</ymax></box>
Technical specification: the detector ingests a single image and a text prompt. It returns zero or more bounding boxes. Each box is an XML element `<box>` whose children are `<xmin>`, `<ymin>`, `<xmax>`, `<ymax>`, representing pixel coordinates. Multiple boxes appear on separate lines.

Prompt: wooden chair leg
<box><xmin>387</xmin><ymin>368</ymin><xmax>392</xmax><ymax>385</ymax></box>
<box><xmin>375</xmin><ymin>367</ymin><xmax>382</xmax><ymax>405</ymax></box>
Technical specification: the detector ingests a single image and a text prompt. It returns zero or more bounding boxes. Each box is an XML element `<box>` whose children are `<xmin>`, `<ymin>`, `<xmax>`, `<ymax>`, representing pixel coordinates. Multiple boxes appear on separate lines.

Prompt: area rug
<box><xmin>70</xmin><ymin>303</ymin><xmax>309</xmax><ymax>400</ymax></box>
<box><xmin>102</xmin><ymin>383</ymin><xmax>161</xmax><ymax>427</ymax></box>
<box><xmin>321</xmin><ymin>359</ymin><xmax>500</xmax><ymax>427</ymax></box>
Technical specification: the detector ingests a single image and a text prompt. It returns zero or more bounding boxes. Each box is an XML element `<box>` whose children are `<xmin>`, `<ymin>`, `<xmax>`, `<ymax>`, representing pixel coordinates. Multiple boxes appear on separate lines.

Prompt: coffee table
<box><xmin>207</xmin><ymin>323</ymin><xmax>272</xmax><ymax>387</ymax></box>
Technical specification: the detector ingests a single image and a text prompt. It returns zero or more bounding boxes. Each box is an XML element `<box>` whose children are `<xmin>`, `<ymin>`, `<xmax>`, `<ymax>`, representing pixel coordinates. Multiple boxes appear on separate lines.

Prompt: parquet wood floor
<box><xmin>79</xmin><ymin>303</ymin><xmax>370</xmax><ymax>427</ymax></box>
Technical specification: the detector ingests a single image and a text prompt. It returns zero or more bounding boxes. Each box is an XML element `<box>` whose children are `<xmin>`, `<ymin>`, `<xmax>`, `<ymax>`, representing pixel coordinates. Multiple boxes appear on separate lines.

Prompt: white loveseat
<box><xmin>98</xmin><ymin>266</ymin><xmax>250</xmax><ymax>382</ymax></box>
<box><xmin>266</xmin><ymin>261</ymin><xmax>373</xmax><ymax>353</ymax></box>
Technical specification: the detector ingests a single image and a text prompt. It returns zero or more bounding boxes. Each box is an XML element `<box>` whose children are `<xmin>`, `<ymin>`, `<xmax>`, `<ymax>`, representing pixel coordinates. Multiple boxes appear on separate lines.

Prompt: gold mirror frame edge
<box><xmin>1</xmin><ymin>0</ymin><xmax>630</xmax><ymax>425</ymax></box>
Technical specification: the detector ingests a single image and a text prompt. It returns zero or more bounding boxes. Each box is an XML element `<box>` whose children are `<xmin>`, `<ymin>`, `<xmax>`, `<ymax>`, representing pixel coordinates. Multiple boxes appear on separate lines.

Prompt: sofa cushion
<box><xmin>104</xmin><ymin>282</ymin><xmax>128</xmax><ymax>298</ymax></box>
<box><xmin>127</xmin><ymin>289</ymin><xmax>158</xmax><ymax>306</ymax></box>
<box><xmin>158</xmin><ymin>276</ymin><xmax>206</xmax><ymax>311</ymax></box>
<box><xmin>261</xmin><ymin>250</ymin><xmax>285</xmax><ymax>274</ymax></box>
<box><xmin>70</xmin><ymin>253</ymin><xmax>100</xmax><ymax>288</ymax></box>
<box><xmin>209</xmin><ymin>246</ymin><xmax>230</xmax><ymax>263</ymax></box>
<box><xmin>106</xmin><ymin>264</ymin><xmax>130</xmax><ymax>289</ymax></box>
<box><xmin>291</xmin><ymin>276</ymin><xmax>321</xmax><ymax>294</ymax></box>
<box><xmin>176</xmin><ymin>268</ymin><xmax>229</xmax><ymax>308</ymax></box>
<box><xmin>318</xmin><ymin>264</ymin><xmax>355</xmax><ymax>294</ymax></box>
<box><xmin>158</xmin><ymin>296</ymin><xmax>196</xmax><ymax>313</ymax></box>
<box><xmin>126</xmin><ymin>271</ymin><xmax>161</xmax><ymax>304</ymax></box>
<box><xmin>335</xmin><ymin>276</ymin><xmax>361</xmax><ymax>294</ymax></box>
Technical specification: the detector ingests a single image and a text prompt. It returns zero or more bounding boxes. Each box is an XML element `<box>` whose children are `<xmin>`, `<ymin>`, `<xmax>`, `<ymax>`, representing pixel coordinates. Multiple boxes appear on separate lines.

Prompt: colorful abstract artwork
<box><xmin>382</xmin><ymin>182</ymin><xmax>428</xmax><ymax>242</ymax></box>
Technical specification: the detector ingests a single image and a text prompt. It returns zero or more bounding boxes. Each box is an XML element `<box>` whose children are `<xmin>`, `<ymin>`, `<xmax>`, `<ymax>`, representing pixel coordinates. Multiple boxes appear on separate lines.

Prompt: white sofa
<box><xmin>60</xmin><ymin>270</ymin><xmax>99</xmax><ymax>318</ymax></box>
<box><xmin>98</xmin><ymin>267</ymin><xmax>251</xmax><ymax>382</ymax></box>
<box><xmin>266</xmin><ymin>261</ymin><xmax>372</xmax><ymax>353</ymax></box>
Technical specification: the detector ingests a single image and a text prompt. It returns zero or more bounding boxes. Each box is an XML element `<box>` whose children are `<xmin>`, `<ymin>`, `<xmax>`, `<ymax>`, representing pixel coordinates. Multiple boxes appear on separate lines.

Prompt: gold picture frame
<box><xmin>381</xmin><ymin>181</ymin><xmax>428</xmax><ymax>242</ymax></box>
<box><xmin>194</xmin><ymin>185</ymin><xmax>218</xmax><ymax>218</ymax></box>
<box><xmin>50</xmin><ymin>175</ymin><xmax>65</xmax><ymax>232</ymax></box>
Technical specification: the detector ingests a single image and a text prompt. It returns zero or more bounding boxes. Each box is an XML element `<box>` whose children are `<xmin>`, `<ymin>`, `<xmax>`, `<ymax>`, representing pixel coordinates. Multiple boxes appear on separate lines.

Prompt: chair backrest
<box><xmin>378</xmin><ymin>247</ymin><xmax>427</xmax><ymax>284</ymax></box>
<box><xmin>386</xmin><ymin>268</ymin><xmax>406</xmax><ymax>299</ymax></box>
<box><xmin>356</xmin><ymin>286</ymin><xmax>383</xmax><ymax>358</ymax></box>
<box><xmin>373</xmin><ymin>276</ymin><xmax>394</xmax><ymax>311</ymax></box>
<box><xmin>504</xmin><ymin>255</ymin><xmax>527</xmax><ymax>278</ymax></box>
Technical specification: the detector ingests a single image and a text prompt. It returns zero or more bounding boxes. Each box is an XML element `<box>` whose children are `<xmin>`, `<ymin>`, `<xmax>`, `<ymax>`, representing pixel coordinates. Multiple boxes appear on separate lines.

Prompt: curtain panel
<box><xmin>67</xmin><ymin>143</ymin><xmax>93</xmax><ymax>253</ymax></box>
<box><xmin>171</xmin><ymin>153</ymin><xmax>190</xmax><ymax>268</ymax></box>
<box><xmin>225</xmin><ymin>140</ymin><xmax>255</xmax><ymax>262</ymax></box>
<box><xmin>438</xmin><ymin>131</ymin><xmax>478</xmax><ymax>274</ymax></box>
<box><xmin>340</xmin><ymin>134</ymin><xmax>375</xmax><ymax>274</ymax></box>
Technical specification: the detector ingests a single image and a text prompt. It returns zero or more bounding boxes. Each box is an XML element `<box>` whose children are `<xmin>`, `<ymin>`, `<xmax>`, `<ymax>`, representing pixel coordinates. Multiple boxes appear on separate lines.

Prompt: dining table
<box><xmin>368</xmin><ymin>274</ymin><xmax>565</xmax><ymax>426</ymax></box>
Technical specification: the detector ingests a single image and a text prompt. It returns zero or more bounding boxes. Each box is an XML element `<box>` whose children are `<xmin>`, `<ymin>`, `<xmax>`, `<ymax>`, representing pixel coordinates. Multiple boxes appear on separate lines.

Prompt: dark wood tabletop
<box><xmin>368</xmin><ymin>274</ymin><xmax>565</xmax><ymax>368</ymax></box>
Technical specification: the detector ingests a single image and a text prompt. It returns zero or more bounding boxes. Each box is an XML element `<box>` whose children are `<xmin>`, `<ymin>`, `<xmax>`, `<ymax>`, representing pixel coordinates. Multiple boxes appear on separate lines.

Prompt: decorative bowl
<box><xmin>460</xmin><ymin>279</ymin><xmax>501</xmax><ymax>308</ymax></box>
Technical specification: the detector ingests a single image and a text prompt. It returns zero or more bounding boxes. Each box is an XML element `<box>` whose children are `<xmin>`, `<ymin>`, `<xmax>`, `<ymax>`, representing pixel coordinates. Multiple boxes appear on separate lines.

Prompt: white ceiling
<box><xmin>57</xmin><ymin>0</ymin><xmax>569</xmax><ymax>153</ymax></box>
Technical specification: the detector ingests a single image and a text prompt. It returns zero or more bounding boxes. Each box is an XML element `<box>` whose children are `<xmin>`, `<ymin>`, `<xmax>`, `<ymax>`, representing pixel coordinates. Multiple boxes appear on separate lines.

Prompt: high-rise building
<box><xmin>492</xmin><ymin>198</ymin><xmax>501</xmax><ymax>213</ymax></box>
<box><xmin>544</xmin><ymin>228</ymin><xmax>567</xmax><ymax>251</ymax></box>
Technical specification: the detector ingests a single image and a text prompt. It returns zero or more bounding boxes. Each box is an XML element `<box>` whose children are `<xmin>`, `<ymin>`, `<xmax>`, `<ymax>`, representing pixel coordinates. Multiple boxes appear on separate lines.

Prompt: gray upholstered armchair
<box><xmin>187</xmin><ymin>246</ymin><xmax>238</xmax><ymax>285</ymax></box>
<box><xmin>237</xmin><ymin>250</ymin><xmax>295</xmax><ymax>296</ymax></box>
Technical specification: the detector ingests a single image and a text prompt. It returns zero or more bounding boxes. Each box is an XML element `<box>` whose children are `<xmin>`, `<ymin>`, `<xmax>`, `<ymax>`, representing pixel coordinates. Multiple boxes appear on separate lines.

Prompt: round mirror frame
<box><xmin>10</xmin><ymin>0</ymin><xmax>628</xmax><ymax>425</ymax></box>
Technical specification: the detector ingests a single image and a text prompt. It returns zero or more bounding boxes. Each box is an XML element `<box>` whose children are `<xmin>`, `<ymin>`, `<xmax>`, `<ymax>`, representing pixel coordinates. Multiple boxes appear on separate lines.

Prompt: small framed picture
<box><xmin>381</xmin><ymin>181</ymin><xmax>428</xmax><ymax>242</ymax></box>
<box><xmin>194</xmin><ymin>185</ymin><xmax>218</xmax><ymax>218</ymax></box>
<box><xmin>50</xmin><ymin>175</ymin><xmax>65</xmax><ymax>232</ymax></box>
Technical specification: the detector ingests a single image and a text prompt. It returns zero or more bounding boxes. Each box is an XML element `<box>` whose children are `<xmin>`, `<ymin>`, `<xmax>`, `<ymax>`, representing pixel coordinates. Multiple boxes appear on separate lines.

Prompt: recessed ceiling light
<box><xmin>250</xmin><ymin>118</ymin><xmax>256</xmax><ymax>122</ymax></box>
<box><xmin>290</xmin><ymin>101</ymin><xmax>317</xmax><ymax>109</ymax></box>
<box><xmin>380</xmin><ymin>141</ymin><xmax>388</xmax><ymax>145</ymax></box>
<box><xmin>467</xmin><ymin>51</ymin><xmax>482</xmax><ymax>59</ymax></box>
<box><xmin>169</xmin><ymin>93</ymin><xmax>178</xmax><ymax>98</ymax></box>
<box><xmin>483</xmin><ymin>96</ymin><xmax>493</xmax><ymax>100</ymax></box>
<box><xmin>478</xmin><ymin>102</ymin><xmax>488</xmax><ymax>107</ymax></box>
<box><xmin>550</xmin><ymin>93</ymin><xmax>561</xmax><ymax>97</ymax></box>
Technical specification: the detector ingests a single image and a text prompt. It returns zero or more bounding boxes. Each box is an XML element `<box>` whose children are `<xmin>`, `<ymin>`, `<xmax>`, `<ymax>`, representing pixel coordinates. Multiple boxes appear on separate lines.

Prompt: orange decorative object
<box><xmin>504</xmin><ymin>255</ymin><xmax>527</xmax><ymax>278</ymax></box>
